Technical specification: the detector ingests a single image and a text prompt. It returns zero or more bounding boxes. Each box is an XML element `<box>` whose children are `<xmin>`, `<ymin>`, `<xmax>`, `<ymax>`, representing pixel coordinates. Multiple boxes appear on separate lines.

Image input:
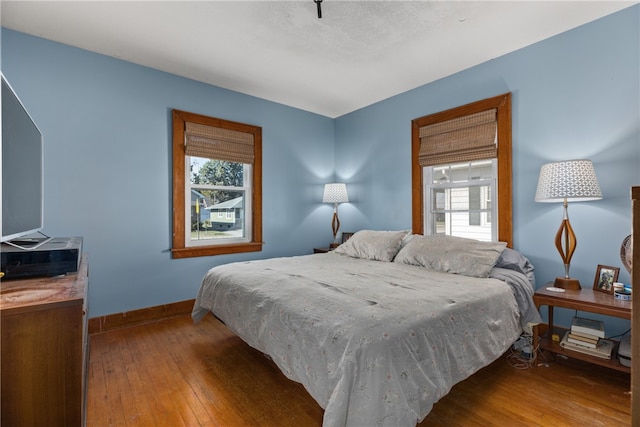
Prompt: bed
<box><xmin>192</xmin><ymin>231</ymin><xmax>542</xmax><ymax>427</ymax></box>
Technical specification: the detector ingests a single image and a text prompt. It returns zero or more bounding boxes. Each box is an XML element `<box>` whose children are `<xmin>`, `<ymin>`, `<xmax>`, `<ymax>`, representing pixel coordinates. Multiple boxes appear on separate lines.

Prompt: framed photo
<box><xmin>592</xmin><ymin>264</ymin><xmax>620</xmax><ymax>294</ymax></box>
<box><xmin>341</xmin><ymin>232</ymin><xmax>355</xmax><ymax>243</ymax></box>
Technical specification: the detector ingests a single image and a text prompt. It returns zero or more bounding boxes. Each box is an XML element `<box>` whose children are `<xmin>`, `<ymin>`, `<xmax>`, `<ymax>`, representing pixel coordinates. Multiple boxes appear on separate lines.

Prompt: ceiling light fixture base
<box><xmin>314</xmin><ymin>0</ymin><xmax>323</xmax><ymax>18</ymax></box>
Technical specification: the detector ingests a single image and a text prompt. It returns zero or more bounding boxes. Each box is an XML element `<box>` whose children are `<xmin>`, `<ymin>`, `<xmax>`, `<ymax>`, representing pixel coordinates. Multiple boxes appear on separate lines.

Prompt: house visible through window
<box><xmin>424</xmin><ymin>160</ymin><xmax>496</xmax><ymax>241</ymax></box>
<box><xmin>172</xmin><ymin>110</ymin><xmax>263</xmax><ymax>258</ymax></box>
<box><xmin>189</xmin><ymin>158</ymin><xmax>248</xmax><ymax>243</ymax></box>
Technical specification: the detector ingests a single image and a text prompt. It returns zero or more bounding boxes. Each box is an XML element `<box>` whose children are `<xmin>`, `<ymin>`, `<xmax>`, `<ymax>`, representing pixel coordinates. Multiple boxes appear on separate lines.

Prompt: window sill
<box><xmin>171</xmin><ymin>242</ymin><xmax>263</xmax><ymax>259</ymax></box>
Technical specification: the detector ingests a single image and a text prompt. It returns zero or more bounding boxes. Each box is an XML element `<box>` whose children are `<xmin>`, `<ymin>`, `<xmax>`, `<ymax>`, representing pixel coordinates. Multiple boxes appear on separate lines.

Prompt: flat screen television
<box><xmin>1</xmin><ymin>73</ymin><xmax>47</xmax><ymax>247</ymax></box>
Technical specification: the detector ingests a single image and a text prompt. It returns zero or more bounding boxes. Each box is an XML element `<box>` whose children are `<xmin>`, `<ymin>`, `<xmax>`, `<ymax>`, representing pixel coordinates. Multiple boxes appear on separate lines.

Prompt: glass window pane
<box><xmin>191</xmin><ymin>190</ymin><xmax>245</xmax><ymax>241</ymax></box>
<box><xmin>187</xmin><ymin>155</ymin><xmax>249</xmax><ymax>244</ymax></box>
<box><xmin>432</xmin><ymin>189</ymin><xmax>446</xmax><ymax>211</ymax></box>
<box><xmin>469</xmin><ymin>186</ymin><xmax>481</xmax><ymax>225</ymax></box>
<box><xmin>425</xmin><ymin>160</ymin><xmax>495</xmax><ymax>242</ymax></box>
<box><xmin>432</xmin><ymin>167</ymin><xmax>450</xmax><ymax>184</ymax></box>
<box><xmin>190</xmin><ymin>156</ymin><xmax>244</xmax><ymax>186</ymax></box>
<box><xmin>450</xmin><ymin>187</ymin><xmax>469</xmax><ymax>210</ymax></box>
<box><xmin>448</xmin><ymin>220</ymin><xmax>492</xmax><ymax>241</ymax></box>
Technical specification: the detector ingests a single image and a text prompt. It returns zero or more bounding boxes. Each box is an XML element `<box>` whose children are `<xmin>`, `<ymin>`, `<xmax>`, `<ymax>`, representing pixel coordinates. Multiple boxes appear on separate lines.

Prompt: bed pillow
<box><xmin>334</xmin><ymin>230</ymin><xmax>410</xmax><ymax>262</ymax></box>
<box><xmin>393</xmin><ymin>234</ymin><xmax>507</xmax><ymax>278</ymax></box>
<box><xmin>495</xmin><ymin>247</ymin><xmax>536</xmax><ymax>287</ymax></box>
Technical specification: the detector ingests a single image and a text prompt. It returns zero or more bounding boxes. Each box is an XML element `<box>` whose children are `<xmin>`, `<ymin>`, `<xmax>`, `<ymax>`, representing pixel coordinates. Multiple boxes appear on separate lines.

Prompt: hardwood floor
<box><xmin>87</xmin><ymin>314</ymin><xmax>631</xmax><ymax>427</ymax></box>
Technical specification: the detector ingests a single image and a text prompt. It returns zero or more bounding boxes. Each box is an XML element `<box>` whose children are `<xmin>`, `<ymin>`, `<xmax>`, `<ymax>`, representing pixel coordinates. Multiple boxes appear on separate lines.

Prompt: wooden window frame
<box><xmin>171</xmin><ymin>109</ymin><xmax>263</xmax><ymax>258</ymax></box>
<box><xmin>411</xmin><ymin>93</ymin><xmax>512</xmax><ymax>247</ymax></box>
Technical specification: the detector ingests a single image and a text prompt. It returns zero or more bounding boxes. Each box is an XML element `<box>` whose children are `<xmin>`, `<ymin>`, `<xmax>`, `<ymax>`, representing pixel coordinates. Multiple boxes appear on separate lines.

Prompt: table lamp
<box><xmin>535</xmin><ymin>159</ymin><xmax>602</xmax><ymax>289</ymax></box>
<box><xmin>322</xmin><ymin>183</ymin><xmax>349</xmax><ymax>247</ymax></box>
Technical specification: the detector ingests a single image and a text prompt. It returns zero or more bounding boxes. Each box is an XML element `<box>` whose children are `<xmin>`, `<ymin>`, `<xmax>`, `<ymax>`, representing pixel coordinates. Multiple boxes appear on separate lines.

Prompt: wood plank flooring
<box><xmin>87</xmin><ymin>314</ymin><xmax>631</xmax><ymax>427</ymax></box>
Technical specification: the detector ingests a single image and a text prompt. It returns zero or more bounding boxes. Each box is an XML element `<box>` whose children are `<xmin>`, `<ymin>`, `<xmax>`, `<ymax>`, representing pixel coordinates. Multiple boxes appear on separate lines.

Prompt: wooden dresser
<box><xmin>1</xmin><ymin>255</ymin><xmax>88</xmax><ymax>427</ymax></box>
<box><xmin>632</xmin><ymin>186</ymin><xmax>639</xmax><ymax>426</ymax></box>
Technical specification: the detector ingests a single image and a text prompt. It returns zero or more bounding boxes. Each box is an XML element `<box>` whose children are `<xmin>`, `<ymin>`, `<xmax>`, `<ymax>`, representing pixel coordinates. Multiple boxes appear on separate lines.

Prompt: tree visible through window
<box><xmin>190</xmin><ymin>157</ymin><xmax>247</xmax><ymax>241</ymax></box>
<box><xmin>172</xmin><ymin>110</ymin><xmax>262</xmax><ymax>258</ymax></box>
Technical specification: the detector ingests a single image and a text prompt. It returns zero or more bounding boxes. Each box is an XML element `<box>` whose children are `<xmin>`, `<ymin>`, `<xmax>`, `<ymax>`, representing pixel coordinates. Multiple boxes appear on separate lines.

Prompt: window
<box><xmin>424</xmin><ymin>160</ymin><xmax>496</xmax><ymax>241</ymax></box>
<box><xmin>411</xmin><ymin>93</ymin><xmax>512</xmax><ymax>246</ymax></box>
<box><xmin>172</xmin><ymin>110</ymin><xmax>262</xmax><ymax>258</ymax></box>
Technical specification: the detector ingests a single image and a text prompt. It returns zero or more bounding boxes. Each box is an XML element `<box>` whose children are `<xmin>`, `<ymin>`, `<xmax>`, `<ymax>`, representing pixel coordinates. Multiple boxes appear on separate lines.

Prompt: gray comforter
<box><xmin>192</xmin><ymin>252</ymin><xmax>539</xmax><ymax>427</ymax></box>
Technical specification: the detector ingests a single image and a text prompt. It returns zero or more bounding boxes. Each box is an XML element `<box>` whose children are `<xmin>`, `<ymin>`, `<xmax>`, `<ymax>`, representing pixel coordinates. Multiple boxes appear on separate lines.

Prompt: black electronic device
<box><xmin>1</xmin><ymin>237</ymin><xmax>82</xmax><ymax>280</ymax></box>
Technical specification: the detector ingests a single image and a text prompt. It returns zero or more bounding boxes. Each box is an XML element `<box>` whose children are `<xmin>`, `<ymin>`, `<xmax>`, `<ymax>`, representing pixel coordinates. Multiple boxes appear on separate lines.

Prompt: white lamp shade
<box><xmin>322</xmin><ymin>183</ymin><xmax>349</xmax><ymax>204</ymax></box>
<box><xmin>535</xmin><ymin>159</ymin><xmax>602</xmax><ymax>203</ymax></box>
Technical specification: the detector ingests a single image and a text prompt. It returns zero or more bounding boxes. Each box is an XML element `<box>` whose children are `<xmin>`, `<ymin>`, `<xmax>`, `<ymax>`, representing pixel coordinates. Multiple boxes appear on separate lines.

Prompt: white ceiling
<box><xmin>1</xmin><ymin>1</ymin><xmax>635</xmax><ymax>118</ymax></box>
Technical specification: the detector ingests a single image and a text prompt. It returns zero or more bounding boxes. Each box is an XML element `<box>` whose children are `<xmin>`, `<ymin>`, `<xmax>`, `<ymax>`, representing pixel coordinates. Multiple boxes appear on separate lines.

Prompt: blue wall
<box><xmin>2</xmin><ymin>5</ymin><xmax>639</xmax><ymax>336</ymax></box>
<box><xmin>335</xmin><ymin>5</ymin><xmax>639</xmax><ymax>335</ymax></box>
<box><xmin>1</xmin><ymin>29</ymin><xmax>336</xmax><ymax>317</ymax></box>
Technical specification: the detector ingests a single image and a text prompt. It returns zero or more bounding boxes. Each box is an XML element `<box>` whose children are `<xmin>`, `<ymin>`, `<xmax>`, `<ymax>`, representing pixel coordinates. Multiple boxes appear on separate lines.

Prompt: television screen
<box><xmin>1</xmin><ymin>74</ymin><xmax>44</xmax><ymax>243</ymax></box>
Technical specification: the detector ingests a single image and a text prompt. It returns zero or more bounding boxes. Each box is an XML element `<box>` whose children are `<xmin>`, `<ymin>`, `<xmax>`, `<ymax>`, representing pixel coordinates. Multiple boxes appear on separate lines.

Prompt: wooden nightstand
<box><xmin>313</xmin><ymin>247</ymin><xmax>332</xmax><ymax>254</ymax></box>
<box><xmin>532</xmin><ymin>286</ymin><xmax>631</xmax><ymax>373</ymax></box>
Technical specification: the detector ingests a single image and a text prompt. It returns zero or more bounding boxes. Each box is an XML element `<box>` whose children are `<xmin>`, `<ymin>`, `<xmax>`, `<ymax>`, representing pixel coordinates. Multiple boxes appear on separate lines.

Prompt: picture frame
<box><xmin>592</xmin><ymin>264</ymin><xmax>620</xmax><ymax>294</ymax></box>
<box><xmin>341</xmin><ymin>232</ymin><xmax>355</xmax><ymax>243</ymax></box>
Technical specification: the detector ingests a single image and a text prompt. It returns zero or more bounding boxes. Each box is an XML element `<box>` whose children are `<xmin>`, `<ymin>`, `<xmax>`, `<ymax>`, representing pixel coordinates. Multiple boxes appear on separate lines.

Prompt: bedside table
<box><xmin>313</xmin><ymin>247</ymin><xmax>332</xmax><ymax>254</ymax></box>
<box><xmin>532</xmin><ymin>286</ymin><xmax>631</xmax><ymax>373</ymax></box>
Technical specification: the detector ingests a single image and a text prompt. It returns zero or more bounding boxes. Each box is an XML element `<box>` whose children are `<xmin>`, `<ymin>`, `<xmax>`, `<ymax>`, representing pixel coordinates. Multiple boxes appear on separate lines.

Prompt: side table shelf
<box><xmin>536</xmin><ymin>324</ymin><xmax>628</xmax><ymax>373</ymax></box>
<box><xmin>532</xmin><ymin>286</ymin><xmax>631</xmax><ymax>374</ymax></box>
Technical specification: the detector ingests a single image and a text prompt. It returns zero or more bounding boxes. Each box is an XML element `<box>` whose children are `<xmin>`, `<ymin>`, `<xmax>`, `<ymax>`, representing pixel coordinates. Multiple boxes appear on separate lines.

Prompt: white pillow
<box><xmin>393</xmin><ymin>234</ymin><xmax>507</xmax><ymax>278</ymax></box>
<box><xmin>334</xmin><ymin>230</ymin><xmax>410</xmax><ymax>262</ymax></box>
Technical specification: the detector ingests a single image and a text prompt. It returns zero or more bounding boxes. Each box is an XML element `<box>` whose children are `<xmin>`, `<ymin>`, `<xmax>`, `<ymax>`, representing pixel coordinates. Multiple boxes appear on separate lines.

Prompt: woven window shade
<box><xmin>185</xmin><ymin>122</ymin><xmax>254</xmax><ymax>164</ymax></box>
<box><xmin>419</xmin><ymin>109</ymin><xmax>497</xmax><ymax>167</ymax></box>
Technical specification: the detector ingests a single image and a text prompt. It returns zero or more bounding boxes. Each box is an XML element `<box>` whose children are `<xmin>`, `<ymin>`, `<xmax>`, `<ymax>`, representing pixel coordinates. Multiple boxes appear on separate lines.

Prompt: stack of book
<box><xmin>559</xmin><ymin>317</ymin><xmax>613</xmax><ymax>359</ymax></box>
<box><xmin>568</xmin><ymin>317</ymin><xmax>605</xmax><ymax>347</ymax></box>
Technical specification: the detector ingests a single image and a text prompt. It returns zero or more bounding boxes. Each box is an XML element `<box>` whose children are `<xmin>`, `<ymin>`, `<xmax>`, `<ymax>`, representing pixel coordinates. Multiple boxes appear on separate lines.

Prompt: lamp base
<box><xmin>554</xmin><ymin>277</ymin><xmax>581</xmax><ymax>290</ymax></box>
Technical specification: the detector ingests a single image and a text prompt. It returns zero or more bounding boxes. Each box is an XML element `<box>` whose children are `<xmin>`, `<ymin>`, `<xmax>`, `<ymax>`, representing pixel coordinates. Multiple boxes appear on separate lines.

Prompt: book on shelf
<box><xmin>568</xmin><ymin>330</ymin><xmax>600</xmax><ymax>341</ymax></box>
<box><xmin>567</xmin><ymin>332</ymin><xmax>599</xmax><ymax>343</ymax></box>
<box><xmin>571</xmin><ymin>316</ymin><xmax>605</xmax><ymax>338</ymax></box>
<box><xmin>566</xmin><ymin>335</ymin><xmax>598</xmax><ymax>349</ymax></box>
<box><xmin>560</xmin><ymin>332</ymin><xmax>613</xmax><ymax>359</ymax></box>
